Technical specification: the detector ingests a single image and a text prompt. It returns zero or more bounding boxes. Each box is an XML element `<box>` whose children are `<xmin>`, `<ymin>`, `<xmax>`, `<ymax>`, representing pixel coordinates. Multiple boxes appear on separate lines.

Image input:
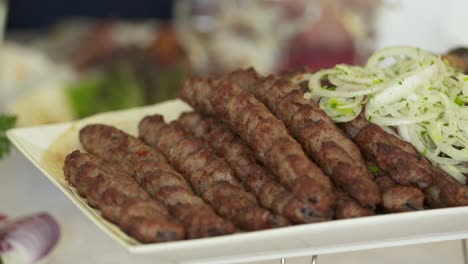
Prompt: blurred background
<box><xmin>1</xmin><ymin>0</ymin><xmax>468</xmax><ymax>126</ymax></box>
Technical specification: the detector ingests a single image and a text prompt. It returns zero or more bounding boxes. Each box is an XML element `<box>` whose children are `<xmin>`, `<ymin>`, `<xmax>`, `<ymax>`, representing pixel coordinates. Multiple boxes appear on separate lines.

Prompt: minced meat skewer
<box><xmin>288</xmin><ymin>68</ymin><xmax>426</xmax><ymax>212</ymax></box>
<box><xmin>63</xmin><ymin>150</ymin><xmax>185</xmax><ymax>243</ymax></box>
<box><xmin>118</xmin><ymin>198</ymin><xmax>184</xmax><ymax>243</ymax></box>
<box><xmin>375</xmin><ymin>175</ymin><xmax>425</xmax><ymax>212</ymax></box>
<box><xmin>179</xmin><ymin>78</ymin><xmax>336</xmax><ymax>219</ymax></box>
<box><xmin>139</xmin><ymin>114</ymin><xmax>291</xmax><ymax>230</ymax></box>
<box><xmin>79</xmin><ymin>125</ymin><xmax>236</xmax><ymax>238</ymax></box>
<box><xmin>63</xmin><ymin>150</ymin><xmax>150</xmax><ymax>206</ymax></box>
<box><xmin>353</xmin><ymin>123</ymin><xmax>433</xmax><ymax>189</ymax></box>
<box><xmin>224</xmin><ymin>68</ymin><xmax>380</xmax><ymax>209</ymax></box>
<box><xmin>343</xmin><ymin>112</ymin><xmax>432</xmax><ymax>189</ymax></box>
<box><xmin>135</xmin><ymin>159</ymin><xmax>236</xmax><ymax>237</ymax></box>
<box><xmin>343</xmin><ymin>112</ymin><xmax>468</xmax><ymax>207</ymax></box>
<box><xmin>365</xmin><ymin>159</ymin><xmax>425</xmax><ymax>213</ymax></box>
<box><xmin>178</xmin><ymin>111</ymin><xmax>340</xmax><ymax>223</ymax></box>
<box><xmin>334</xmin><ymin>190</ymin><xmax>374</xmax><ymax>219</ymax></box>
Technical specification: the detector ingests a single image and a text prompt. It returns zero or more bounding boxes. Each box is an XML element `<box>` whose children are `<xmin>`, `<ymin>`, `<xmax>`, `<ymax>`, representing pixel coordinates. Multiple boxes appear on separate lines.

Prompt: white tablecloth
<box><xmin>1</xmin><ymin>150</ymin><xmax>466</xmax><ymax>264</ymax></box>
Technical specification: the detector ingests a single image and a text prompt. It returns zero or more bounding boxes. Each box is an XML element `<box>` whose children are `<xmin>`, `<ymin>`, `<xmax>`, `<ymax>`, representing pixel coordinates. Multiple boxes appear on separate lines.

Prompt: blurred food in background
<box><xmin>68</xmin><ymin>22</ymin><xmax>188</xmax><ymax>118</ymax></box>
<box><xmin>175</xmin><ymin>0</ymin><xmax>290</xmax><ymax>75</ymax></box>
<box><xmin>4</xmin><ymin>0</ymin><xmax>467</xmax><ymax>128</ymax></box>
<box><xmin>446</xmin><ymin>47</ymin><xmax>468</xmax><ymax>73</ymax></box>
<box><xmin>0</xmin><ymin>42</ymin><xmax>75</xmax><ymax>126</ymax></box>
<box><xmin>1</xmin><ymin>20</ymin><xmax>189</xmax><ymax>126</ymax></box>
<box><xmin>175</xmin><ymin>0</ymin><xmax>378</xmax><ymax>74</ymax></box>
<box><xmin>1</xmin><ymin>1</ymin><xmax>379</xmax><ymax>127</ymax></box>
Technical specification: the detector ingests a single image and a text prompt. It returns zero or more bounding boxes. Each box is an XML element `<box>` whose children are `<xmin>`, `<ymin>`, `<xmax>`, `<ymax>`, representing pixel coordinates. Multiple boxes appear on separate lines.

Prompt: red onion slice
<box><xmin>0</xmin><ymin>213</ymin><xmax>60</xmax><ymax>263</ymax></box>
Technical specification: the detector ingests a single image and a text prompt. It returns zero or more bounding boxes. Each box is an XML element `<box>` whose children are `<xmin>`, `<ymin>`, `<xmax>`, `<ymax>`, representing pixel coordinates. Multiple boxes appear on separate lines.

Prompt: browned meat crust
<box><xmin>344</xmin><ymin>113</ymin><xmax>468</xmax><ymax>207</ymax></box>
<box><xmin>179</xmin><ymin>78</ymin><xmax>336</xmax><ymax>219</ymax></box>
<box><xmin>139</xmin><ymin>114</ymin><xmax>291</xmax><ymax>230</ymax></box>
<box><xmin>354</xmin><ymin>123</ymin><xmax>432</xmax><ymax>189</ymax></box>
<box><xmin>375</xmin><ymin>176</ymin><xmax>425</xmax><ymax>212</ymax></box>
<box><xmin>178</xmin><ymin>111</ymin><xmax>339</xmax><ymax>223</ymax></box>
<box><xmin>225</xmin><ymin>69</ymin><xmax>380</xmax><ymax>209</ymax></box>
<box><xmin>365</xmin><ymin>160</ymin><xmax>425</xmax><ymax>213</ymax></box>
<box><xmin>79</xmin><ymin>125</ymin><xmax>236</xmax><ymax>238</ymax></box>
<box><xmin>63</xmin><ymin>150</ymin><xmax>185</xmax><ymax>243</ymax></box>
<box><xmin>334</xmin><ymin>190</ymin><xmax>374</xmax><ymax>219</ymax></box>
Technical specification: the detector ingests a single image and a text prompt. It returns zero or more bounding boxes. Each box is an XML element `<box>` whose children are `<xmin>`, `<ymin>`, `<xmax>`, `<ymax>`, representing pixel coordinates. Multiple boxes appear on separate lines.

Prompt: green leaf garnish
<box><xmin>368</xmin><ymin>165</ymin><xmax>380</xmax><ymax>173</ymax></box>
<box><xmin>67</xmin><ymin>63</ymin><xmax>145</xmax><ymax>118</ymax></box>
<box><xmin>454</xmin><ymin>96</ymin><xmax>464</xmax><ymax>106</ymax></box>
<box><xmin>321</xmin><ymin>85</ymin><xmax>336</xmax><ymax>91</ymax></box>
<box><xmin>0</xmin><ymin>115</ymin><xmax>17</xmax><ymax>160</ymax></box>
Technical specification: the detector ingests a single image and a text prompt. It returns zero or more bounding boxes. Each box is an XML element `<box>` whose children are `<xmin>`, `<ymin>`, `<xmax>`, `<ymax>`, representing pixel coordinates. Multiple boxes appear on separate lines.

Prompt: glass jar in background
<box><xmin>0</xmin><ymin>0</ymin><xmax>8</xmax><ymax>112</ymax></box>
<box><xmin>174</xmin><ymin>0</ymin><xmax>321</xmax><ymax>75</ymax></box>
<box><xmin>174</xmin><ymin>0</ymin><xmax>379</xmax><ymax>75</ymax></box>
<box><xmin>285</xmin><ymin>0</ymin><xmax>379</xmax><ymax>70</ymax></box>
<box><xmin>0</xmin><ymin>0</ymin><xmax>6</xmax><ymax>43</ymax></box>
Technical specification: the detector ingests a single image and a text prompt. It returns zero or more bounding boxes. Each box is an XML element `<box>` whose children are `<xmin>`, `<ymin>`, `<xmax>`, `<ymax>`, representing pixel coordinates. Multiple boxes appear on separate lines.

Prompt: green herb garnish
<box><xmin>0</xmin><ymin>115</ymin><xmax>17</xmax><ymax>160</ymax></box>
<box><xmin>368</xmin><ymin>165</ymin><xmax>380</xmax><ymax>173</ymax></box>
<box><xmin>321</xmin><ymin>85</ymin><xmax>336</xmax><ymax>91</ymax></box>
<box><xmin>67</xmin><ymin>63</ymin><xmax>145</xmax><ymax>118</ymax></box>
<box><xmin>454</xmin><ymin>96</ymin><xmax>464</xmax><ymax>106</ymax></box>
<box><xmin>67</xmin><ymin>60</ymin><xmax>187</xmax><ymax>119</ymax></box>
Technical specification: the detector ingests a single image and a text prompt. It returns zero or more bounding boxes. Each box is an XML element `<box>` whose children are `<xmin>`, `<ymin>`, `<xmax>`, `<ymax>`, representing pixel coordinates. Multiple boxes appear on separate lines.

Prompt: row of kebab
<box><xmin>63</xmin><ymin>67</ymin><xmax>468</xmax><ymax>243</ymax></box>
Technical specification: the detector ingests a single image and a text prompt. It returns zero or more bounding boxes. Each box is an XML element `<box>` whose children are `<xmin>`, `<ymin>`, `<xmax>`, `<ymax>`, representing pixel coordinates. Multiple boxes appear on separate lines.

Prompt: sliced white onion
<box><xmin>371</xmin><ymin>65</ymin><xmax>438</xmax><ymax>105</ymax></box>
<box><xmin>365</xmin><ymin>112</ymin><xmax>438</xmax><ymax>126</ymax></box>
<box><xmin>300</xmin><ymin>46</ymin><xmax>468</xmax><ymax>182</ymax></box>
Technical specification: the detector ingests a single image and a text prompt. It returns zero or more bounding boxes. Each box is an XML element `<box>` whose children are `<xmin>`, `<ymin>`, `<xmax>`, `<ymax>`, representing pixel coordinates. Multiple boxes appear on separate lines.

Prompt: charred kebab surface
<box><xmin>139</xmin><ymin>114</ymin><xmax>291</xmax><ymax>230</ymax></box>
<box><xmin>79</xmin><ymin>124</ymin><xmax>236</xmax><ymax>238</ymax></box>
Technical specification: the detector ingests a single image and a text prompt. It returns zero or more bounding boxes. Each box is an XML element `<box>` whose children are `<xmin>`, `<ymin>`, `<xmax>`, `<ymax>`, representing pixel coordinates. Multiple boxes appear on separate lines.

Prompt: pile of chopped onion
<box><xmin>295</xmin><ymin>46</ymin><xmax>468</xmax><ymax>183</ymax></box>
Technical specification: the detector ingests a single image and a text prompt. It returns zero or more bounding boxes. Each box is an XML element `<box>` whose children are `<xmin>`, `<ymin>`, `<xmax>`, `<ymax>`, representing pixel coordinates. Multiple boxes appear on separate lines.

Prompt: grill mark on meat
<box><xmin>225</xmin><ymin>69</ymin><xmax>379</xmax><ymax>209</ymax></box>
<box><xmin>63</xmin><ymin>150</ymin><xmax>185</xmax><ymax>243</ymax></box>
<box><xmin>178</xmin><ymin>111</ymin><xmax>331</xmax><ymax>223</ymax></box>
<box><xmin>179</xmin><ymin>77</ymin><xmax>336</xmax><ymax>219</ymax></box>
<box><xmin>79</xmin><ymin>125</ymin><xmax>235</xmax><ymax>238</ymax></box>
<box><xmin>139</xmin><ymin>114</ymin><xmax>291</xmax><ymax>230</ymax></box>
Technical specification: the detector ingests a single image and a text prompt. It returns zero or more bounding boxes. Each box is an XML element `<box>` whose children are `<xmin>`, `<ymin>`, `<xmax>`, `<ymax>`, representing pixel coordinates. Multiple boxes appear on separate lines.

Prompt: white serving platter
<box><xmin>7</xmin><ymin>99</ymin><xmax>468</xmax><ymax>264</ymax></box>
